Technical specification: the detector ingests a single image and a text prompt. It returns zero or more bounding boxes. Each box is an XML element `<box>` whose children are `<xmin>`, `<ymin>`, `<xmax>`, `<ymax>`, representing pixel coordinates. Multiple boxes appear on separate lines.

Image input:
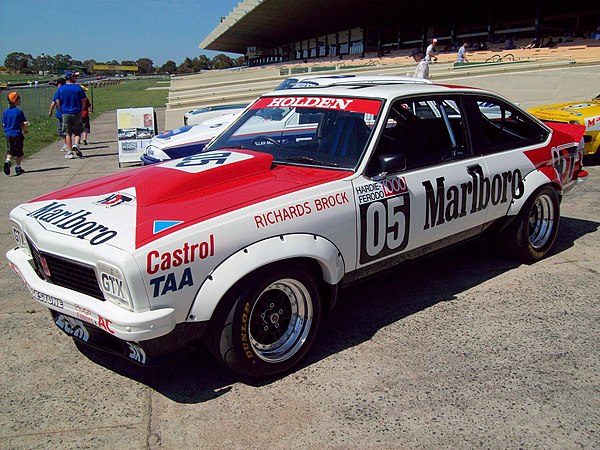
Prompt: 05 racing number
<box><xmin>357</xmin><ymin>178</ymin><xmax>411</xmax><ymax>264</ymax></box>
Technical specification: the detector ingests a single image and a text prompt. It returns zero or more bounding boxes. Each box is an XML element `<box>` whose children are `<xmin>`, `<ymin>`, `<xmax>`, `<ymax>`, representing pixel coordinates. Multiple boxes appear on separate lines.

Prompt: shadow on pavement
<box><xmin>80</xmin><ymin>152</ymin><xmax>119</xmax><ymax>158</ymax></box>
<box><xmin>75</xmin><ymin>216</ymin><xmax>599</xmax><ymax>403</ymax></box>
<box><xmin>86</xmin><ymin>140</ymin><xmax>118</xmax><ymax>145</ymax></box>
<box><xmin>18</xmin><ymin>166</ymin><xmax>69</xmax><ymax>174</ymax></box>
<box><xmin>80</xmin><ymin>145</ymin><xmax>111</xmax><ymax>150</ymax></box>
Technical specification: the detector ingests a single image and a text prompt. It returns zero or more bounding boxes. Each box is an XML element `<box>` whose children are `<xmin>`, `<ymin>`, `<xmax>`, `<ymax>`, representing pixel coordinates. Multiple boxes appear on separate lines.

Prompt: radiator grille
<box><xmin>27</xmin><ymin>238</ymin><xmax>105</xmax><ymax>301</ymax></box>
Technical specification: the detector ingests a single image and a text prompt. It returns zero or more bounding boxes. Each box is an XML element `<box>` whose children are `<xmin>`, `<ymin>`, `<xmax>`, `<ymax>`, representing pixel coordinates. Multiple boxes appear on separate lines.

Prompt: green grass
<box><xmin>2</xmin><ymin>79</ymin><xmax>169</xmax><ymax>158</ymax></box>
<box><xmin>0</xmin><ymin>74</ymin><xmax>50</xmax><ymax>85</ymax></box>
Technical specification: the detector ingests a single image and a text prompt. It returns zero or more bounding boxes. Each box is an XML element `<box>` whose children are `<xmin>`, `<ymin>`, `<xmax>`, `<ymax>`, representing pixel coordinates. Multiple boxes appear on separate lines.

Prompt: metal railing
<box><xmin>0</xmin><ymin>84</ymin><xmax>56</xmax><ymax>120</ymax></box>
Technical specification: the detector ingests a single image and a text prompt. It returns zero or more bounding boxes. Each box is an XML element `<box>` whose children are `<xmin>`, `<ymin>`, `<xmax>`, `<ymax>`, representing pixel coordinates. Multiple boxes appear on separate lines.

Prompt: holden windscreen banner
<box><xmin>251</xmin><ymin>97</ymin><xmax>382</xmax><ymax>116</ymax></box>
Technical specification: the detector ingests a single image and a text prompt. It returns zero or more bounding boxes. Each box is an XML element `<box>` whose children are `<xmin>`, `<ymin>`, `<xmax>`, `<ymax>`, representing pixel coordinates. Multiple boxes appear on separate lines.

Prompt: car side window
<box><xmin>368</xmin><ymin>96</ymin><xmax>469</xmax><ymax>175</ymax></box>
<box><xmin>468</xmin><ymin>96</ymin><xmax>548</xmax><ymax>154</ymax></box>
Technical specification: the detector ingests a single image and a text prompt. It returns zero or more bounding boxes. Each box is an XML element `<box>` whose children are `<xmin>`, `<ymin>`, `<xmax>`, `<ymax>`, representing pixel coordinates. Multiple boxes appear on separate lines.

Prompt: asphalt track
<box><xmin>0</xmin><ymin>108</ymin><xmax>598</xmax><ymax>448</ymax></box>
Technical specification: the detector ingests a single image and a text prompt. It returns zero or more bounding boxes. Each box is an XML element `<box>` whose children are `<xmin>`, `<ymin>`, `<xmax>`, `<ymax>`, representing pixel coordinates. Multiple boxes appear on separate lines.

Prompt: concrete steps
<box><xmin>164</xmin><ymin>41</ymin><xmax>600</xmax><ymax>129</ymax></box>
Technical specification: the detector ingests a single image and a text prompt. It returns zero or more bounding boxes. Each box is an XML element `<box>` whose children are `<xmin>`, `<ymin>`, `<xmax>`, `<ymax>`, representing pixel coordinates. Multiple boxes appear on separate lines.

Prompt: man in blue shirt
<box><xmin>56</xmin><ymin>70</ymin><xmax>86</xmax><ymax>158</ymax></box>
<box><xmin>2</xmin><ymin>91</ymin><xmax>29</xmax><ymax>176</ymax></box>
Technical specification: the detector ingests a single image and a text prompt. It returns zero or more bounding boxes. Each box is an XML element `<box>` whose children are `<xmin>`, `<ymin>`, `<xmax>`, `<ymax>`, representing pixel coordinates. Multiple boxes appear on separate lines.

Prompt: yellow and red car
<box><xmin>529</xmin><ymin>94</ymin><xmax>600</xmax><ymax>158</ymax></box>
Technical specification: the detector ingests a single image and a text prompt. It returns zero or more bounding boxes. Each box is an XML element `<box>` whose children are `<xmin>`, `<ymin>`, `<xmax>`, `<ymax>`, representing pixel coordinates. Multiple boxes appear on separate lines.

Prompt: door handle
<box><xmin>467</xmin><ymin>164</ymin><xmax>482</xmax><ymax>175</ymax></box>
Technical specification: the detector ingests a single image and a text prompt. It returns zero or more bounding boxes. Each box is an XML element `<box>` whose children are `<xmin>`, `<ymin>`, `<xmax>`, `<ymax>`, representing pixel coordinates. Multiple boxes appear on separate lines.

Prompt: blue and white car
<box><xmin>183</xmin><ymin>103</ymin><xmax>249</xmax><ymax>126</ymax></box>
<box><xmin>141</xmin><ymin>114</ymin><xmax>238</xmax><ymax>165</ymax></box>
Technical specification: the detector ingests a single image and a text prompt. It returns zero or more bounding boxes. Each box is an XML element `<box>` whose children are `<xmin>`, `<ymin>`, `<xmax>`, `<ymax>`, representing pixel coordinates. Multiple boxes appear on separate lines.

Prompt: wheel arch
<box><xmin>507</xmin><ymin>168</ymin><xmax>562</xmax><ymax>217</ymax></box>
<box><xmin>186</xmin><ymin>233</ymin><xmax>345</xmax><ymax>322</ymax></box>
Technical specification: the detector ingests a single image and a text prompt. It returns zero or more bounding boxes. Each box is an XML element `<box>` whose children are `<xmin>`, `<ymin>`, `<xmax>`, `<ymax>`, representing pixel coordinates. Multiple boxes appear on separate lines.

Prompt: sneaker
<box><xmin>60</xmin><ymin>144</ymin><xmax>68</xmax><ymax>152</ymax></box>
<box><xmin>65</xmin><ymin>151</ymin><xmax>75</xmax><ymax>159</ymax></box>
<box><xmin>83</xmin><ymin>140</ymin><xmax>88</xmax><ymax>145</ymax></box>
<box><xmin>73</xmin><ymin>144</ymin><xmax>83</xmax><ymax>157</ymax></box>
<box><xmin>15</xmin><ymin>167</ymin><xmax>25</xmax><ymax>175</ymax></box>
<box><xmin>3</xmin><ymin>160</ymin><xmax>11</xmax><ymax>176</ymax></box>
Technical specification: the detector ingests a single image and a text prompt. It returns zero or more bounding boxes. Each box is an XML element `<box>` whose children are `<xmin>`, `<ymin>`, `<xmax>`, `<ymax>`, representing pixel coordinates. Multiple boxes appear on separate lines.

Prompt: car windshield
<box><xmin>206</xmin><ymin>95</ymin><xmax>383</xmax><ymax>169</ymax></box>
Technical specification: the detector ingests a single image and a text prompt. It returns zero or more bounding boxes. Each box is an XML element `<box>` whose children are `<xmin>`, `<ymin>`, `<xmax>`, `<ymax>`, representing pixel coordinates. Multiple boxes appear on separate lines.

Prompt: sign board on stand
<box><xmin>116</xmin><ymin>107</ymin><xmax>156</xmax><ymax>166</ymax></box>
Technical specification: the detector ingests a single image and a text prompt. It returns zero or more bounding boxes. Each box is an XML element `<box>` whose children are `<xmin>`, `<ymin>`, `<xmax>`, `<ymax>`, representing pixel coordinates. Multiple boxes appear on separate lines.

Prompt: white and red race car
<box><xmin>7</xmin><ymin>81</ymin><xmax>588</xmax><ymax>379</ymax></box>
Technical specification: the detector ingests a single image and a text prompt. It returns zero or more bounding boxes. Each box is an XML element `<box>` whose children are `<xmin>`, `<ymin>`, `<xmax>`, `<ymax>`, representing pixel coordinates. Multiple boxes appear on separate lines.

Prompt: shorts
<box><xmin>82</xmin><ymin>116</ymin><xmax>91</xmax><ymax>133</ymax></box>
<box><xmin>62</xmin><ymin>113</ymin><xmax>84</xmax><ymax>136</ymax></box>
<box><xmin>57</xmin><ymin>117</ymin><xmax>66</xmax><ymax>137</ymax></box>
<box><xmin>6</xmin><ymin>136</ymin><xmax>24</xmax><ymax>158</ymax></box>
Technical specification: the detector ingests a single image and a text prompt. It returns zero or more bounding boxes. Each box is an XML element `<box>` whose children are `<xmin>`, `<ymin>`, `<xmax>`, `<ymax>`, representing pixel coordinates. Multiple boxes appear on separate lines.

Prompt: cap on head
<box><xmin>411</xmin><ymin>48</ymin><xmax>424</xmax><ymax>56</ymax></box>
<box><xmin>432</xmin><ymin>38</ymin><xmax>438</xmax><ymax>43</ymax></box>
<box><xmin>7</xmin><ymin>91</ymin><xmax>19</xmax><ymax>103</ymax></box>
<box><xmin>65</xmin><ymin>70</ymin><xmax>79</xmax><ymax>79</ymax></box>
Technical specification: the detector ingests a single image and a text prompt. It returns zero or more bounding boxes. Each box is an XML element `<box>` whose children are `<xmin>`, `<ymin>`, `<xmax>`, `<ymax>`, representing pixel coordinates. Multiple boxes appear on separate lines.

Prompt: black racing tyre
<box><xmin>503</xmin><ymin>185</ymin><xmax>560</xmax><ymax>262</ymax></box>
<box><xmin>206</xmin><ymin>263</ymin><xmax>321</xmax><ymax>379</ymax></box>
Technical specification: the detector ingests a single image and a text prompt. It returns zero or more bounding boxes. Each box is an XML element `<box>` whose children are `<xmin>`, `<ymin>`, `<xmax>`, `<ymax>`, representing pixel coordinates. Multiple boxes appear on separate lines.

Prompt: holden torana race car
<box><xmin>7</xmin><ymin>80</ymin><xmax>588</xmax><ymax>379</ymax></box>
<box><xmin>528</xmin><ymin>93</ymin><xmax>600</xmax><ymax>158</ymax></box>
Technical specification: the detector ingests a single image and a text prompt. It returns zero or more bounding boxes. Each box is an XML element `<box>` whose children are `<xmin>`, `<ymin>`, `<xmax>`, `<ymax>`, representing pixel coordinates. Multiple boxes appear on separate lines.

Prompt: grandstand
<box><xmin>165</xmin><ymin>0</ymin><xmax>600</xmax><ymax>128</ymax></box>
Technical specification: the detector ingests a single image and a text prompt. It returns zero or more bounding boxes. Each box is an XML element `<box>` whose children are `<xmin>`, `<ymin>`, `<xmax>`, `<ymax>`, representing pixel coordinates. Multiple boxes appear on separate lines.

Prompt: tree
<box><xmin>212</xmin><ymin>54</ymin><xmax>234</xmax><ymax>70</ymax></box>
<box><xmin>53</xmin><ymin>54</ymin><xmax>72</xmax><ymax>73</ymax></box>
<box><xmin>176</xmin><ymin>63</ymin><xmax>192</xmax><ymax>74</ymax></box>
<box><xmin>234</xmin><ymin>56</ymin><xmax>246</xmax><ymax>67</ymax></box>
<box><xmin>191</xmin><ymin>55</ymin><xmax>212</xmax><ymax>72</ymax></box>
<box><xmin>4</xmin><ymin>52</ymin><xmax>34</xmax><ymax>73</ymax></box>
<box><xmin>160</xmin><ymin>60</ymin><xmax>177</xmax><ymax>74</ymax></box>
<box><xmin>136</xmin><ymin>58</ymin><xmax>154</xmax><ymax>74</ymax></box>
<box><xmin>34</xmin><ymin>54</ymin><xmax>55</xmax><ymax>74</ymax></box>
<box><xmin>83</xmin><ymin>59</ymin><xmax>97</xmax><ymax>74</ymax></box>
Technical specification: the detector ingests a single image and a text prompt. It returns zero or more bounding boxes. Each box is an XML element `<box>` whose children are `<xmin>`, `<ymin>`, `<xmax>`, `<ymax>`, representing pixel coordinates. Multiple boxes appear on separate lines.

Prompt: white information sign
<box><xmin>116</xmin><ymin>107</ymin><xmax>156</xmax><ymax>165</ymax></box>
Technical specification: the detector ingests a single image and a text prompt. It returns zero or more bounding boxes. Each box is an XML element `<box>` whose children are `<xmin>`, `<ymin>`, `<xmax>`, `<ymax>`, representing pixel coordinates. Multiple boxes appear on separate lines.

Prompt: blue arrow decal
<box><xmin>153</xmin><ymin>220</ymin><xmax>183</xmax><ymax>234</ymax></box>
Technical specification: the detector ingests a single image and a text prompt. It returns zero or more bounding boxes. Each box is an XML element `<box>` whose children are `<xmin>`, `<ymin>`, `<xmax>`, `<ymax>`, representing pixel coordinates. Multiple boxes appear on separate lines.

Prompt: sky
<box><xmin>0</xmin><ymin>0</ymin><xmax>243</xmax><ymax>67</ymax></box>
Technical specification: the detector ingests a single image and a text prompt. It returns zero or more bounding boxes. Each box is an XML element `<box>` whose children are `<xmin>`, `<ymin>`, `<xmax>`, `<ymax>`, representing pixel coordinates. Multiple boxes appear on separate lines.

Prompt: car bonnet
<box><xmin>17</xmin><ymin>150</ymin><xmax>351</xmax><ymax>252</ymax></box>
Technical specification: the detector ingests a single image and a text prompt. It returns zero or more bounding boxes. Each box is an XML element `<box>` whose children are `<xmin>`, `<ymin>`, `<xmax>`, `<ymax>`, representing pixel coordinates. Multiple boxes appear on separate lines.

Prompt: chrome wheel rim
<box><xmin>528</xmin><ymin>194</ymin><xmax>555</xmax><ymax>249</ymax></box>
<box><xmin>249</xmin><ymin>278</ymin><xmax>313</xmax><ymax>363</ymax></box>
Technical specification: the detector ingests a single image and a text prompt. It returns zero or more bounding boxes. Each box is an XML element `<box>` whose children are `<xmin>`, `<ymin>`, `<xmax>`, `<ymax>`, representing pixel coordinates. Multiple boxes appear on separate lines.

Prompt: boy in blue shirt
<box><xmin>2</xmin><ymin>92</ymin><xmax>29</xmax><ymax>176</ymax></box>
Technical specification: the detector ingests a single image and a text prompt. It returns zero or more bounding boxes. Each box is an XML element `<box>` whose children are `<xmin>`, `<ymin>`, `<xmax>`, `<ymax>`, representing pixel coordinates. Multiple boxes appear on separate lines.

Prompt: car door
<box><xmin>462</xmin><ymin>94</ymin><xmax>551</xmax><ymax>225</ymax></box>
<box><xmin>352</xmin><ymin>95</ymin><xmax>490</xmax><ymax>276</ymax></box>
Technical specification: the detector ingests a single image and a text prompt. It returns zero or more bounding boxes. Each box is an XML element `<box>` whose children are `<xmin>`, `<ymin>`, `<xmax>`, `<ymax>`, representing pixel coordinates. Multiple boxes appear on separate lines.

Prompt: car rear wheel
<box><xmin>206</xmin><ymin>263</ymin><xmax>321</xmax><ymax>379</ymax></box>
<box><xmin>504</xmin><ymin>185</ymin><xmax>560</xmax><ymax>261</ymax></box>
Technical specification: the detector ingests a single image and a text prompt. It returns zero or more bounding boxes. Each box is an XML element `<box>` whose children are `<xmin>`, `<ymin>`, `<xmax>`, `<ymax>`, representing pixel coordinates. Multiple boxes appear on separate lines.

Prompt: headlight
<box><xmin>11</xmin><ymin>222</ymin><xmax>31</xmax><ymax>256</ymax></box>
<box><xmin>96</xmin><ymin>262</ymin><xmax>133</xmax><ymax>311</ymax></box>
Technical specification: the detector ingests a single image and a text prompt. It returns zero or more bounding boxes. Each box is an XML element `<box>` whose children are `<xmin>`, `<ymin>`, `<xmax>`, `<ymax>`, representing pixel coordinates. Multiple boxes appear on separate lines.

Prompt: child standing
<box><xmin>2</xmin><ymin>92</ymin><xmax>29</xmax><ymax>176</ymax></box>
<box><xmin>81</xmin><ymin>90</ymin><xmax>92</xmax><ymax>145</ymax></box>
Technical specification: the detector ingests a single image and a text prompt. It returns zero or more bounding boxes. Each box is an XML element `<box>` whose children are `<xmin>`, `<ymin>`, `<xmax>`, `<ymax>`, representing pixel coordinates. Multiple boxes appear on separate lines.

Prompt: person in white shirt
<box><xmin>412</xmin><ymin>48</ymin><xmax>430</xmax><ymax>79</ymax></box>
<box><xmin>425</xmin><ymin>38</ymin><xmax>438</xmax><ymax>62</ymax></box>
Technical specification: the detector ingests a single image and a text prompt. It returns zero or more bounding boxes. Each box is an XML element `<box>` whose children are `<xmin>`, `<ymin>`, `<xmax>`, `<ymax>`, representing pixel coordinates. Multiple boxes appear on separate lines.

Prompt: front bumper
<box><xmin>50</xmin><ymin>310</ymin><xmax>207</xmax><ymax>366</ymax></box>
<box><xmin>140</xmin><ymin>153</ymin><xmax>165</xmax><ymax>165</ymax></box>
<box><xmin>7</xmin><ymin>246</ymin><xmax>176</xmax><ymax>343</ymax></box>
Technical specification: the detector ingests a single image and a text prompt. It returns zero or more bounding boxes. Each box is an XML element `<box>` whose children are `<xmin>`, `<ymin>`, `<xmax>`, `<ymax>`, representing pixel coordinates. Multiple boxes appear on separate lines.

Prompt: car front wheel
<box><xmin>206</xmin><ymin>263</ymin><xmax>321</xmax><ymax>379</ymax></box>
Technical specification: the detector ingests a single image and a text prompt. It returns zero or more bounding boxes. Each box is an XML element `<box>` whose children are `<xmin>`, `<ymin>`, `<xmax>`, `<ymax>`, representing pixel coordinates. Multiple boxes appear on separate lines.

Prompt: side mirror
<box><xmin>371</xmin><ymin>154</ymin><xmax>407</xmax><ymax>180</ymax></box>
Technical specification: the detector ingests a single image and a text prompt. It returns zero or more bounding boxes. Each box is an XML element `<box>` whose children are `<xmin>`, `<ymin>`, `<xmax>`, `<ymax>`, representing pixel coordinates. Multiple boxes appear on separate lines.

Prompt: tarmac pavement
<box><xmin>0</xmin><ymin>109</ymin><xmax>598</xmax><ymax>448</ymax></box>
